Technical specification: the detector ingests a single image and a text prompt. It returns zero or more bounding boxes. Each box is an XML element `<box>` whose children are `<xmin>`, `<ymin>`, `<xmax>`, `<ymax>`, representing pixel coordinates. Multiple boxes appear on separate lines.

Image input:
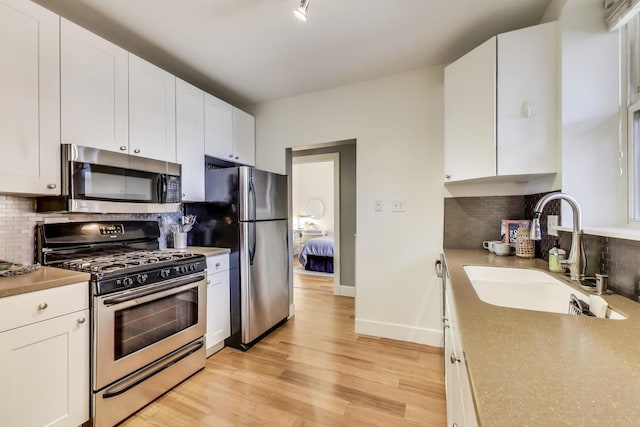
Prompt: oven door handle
<box><xmin>102</xmin><ymin>339</ymin><xmax>204</xmax><ymax>399</ymax></box>
<box><xmin>102</xmin><ymin>274</ymin><xmax>205</xmax><ymax>306</ymax></box>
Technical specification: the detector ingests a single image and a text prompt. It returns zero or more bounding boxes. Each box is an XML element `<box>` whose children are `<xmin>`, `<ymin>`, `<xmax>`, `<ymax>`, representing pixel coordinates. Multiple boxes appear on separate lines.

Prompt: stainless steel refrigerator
<box><xmin>185</xmin><ymin>165</ymin><xmax>289</xmax><ymax>350</ymax></box>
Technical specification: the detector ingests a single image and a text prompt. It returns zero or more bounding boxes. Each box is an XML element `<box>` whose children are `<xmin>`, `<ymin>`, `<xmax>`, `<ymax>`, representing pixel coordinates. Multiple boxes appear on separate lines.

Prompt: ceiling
<box><xmin>34</xmin><ymin>0</ymin><xmax>552</xmax><ymax>108</ymax></box>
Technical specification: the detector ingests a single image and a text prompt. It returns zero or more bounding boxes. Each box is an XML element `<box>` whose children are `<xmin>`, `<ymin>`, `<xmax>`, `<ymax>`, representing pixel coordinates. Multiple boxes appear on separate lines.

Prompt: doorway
<box><xmin>291</xmin><ymin>153</ymin><xmax>340</xmax><ymax>293</ymax></box>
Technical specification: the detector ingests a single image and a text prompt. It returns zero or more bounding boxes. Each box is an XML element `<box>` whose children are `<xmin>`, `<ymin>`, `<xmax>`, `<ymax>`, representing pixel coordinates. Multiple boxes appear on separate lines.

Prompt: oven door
<box><xmin>93</xmin><ymin>273</ymin><xmax>206</xmax><ymax>390</ymax></box>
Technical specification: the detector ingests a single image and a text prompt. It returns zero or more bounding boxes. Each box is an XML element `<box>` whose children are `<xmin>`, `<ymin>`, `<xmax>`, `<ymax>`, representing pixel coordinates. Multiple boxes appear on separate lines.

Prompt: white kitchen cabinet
<box><xmin>0</xmin><ymin>282</ymin><xmax>90</xmax><ymax>427</ymax></box>
<box><xmin>232</xmin><ymin>107</ymin><xmax>256</xmax><ymax>166</ymax></box>
<box><xmin>61</xmin><ymin>18</ymin><xmax>129</xmax><ymax>154</ymax></box>
<box><xmin>444</xmin><ymin>21</ymin><xmax>558</xmax><ymax>183</ymax></box>
<box><xmin>444</xmin><ymin>275</ymin><xmax>477</xmax><ymax>427</ymax></box>
<box><xmin>0</xmin><ymin>0</ymin><xmax>60</xmax><ymax>195</ymax></box>
<box><xmin>205</xmin><ymin>254</ymin><xmax>230</xmax><ymax>356</ymax></box>
<box><xmin>129</xmin><ymin>53</ymin><xmax>177</xmax><ymax>162</ymax></box>
<box><xmin>204</xmin><ymin>93</ymin><xmax>233</xmax><ymax>161</ymax></box>
<box><xmin>176</xmin><ymin>78</ymin><xmax>205</xmax><ymax>201</ymax></box>
<box><xmin>204</xmin><ymin>94</ymin><xmax>255</xmax><ymax>166</ymax></box>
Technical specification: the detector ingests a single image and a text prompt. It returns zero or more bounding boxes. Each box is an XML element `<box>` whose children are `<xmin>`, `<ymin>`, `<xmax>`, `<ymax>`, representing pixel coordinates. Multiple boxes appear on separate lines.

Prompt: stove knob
<box><xmin>189</xmin><ymin>264</ymin><xmax>196</xmax><ymax>272</ymax></box>
<box><xmin>136</xmin><ymin>274</ymin><xmax>147</xmax><ymax>284</ymax></box>
<box><xmin>160</xmin><ymin>269</ymin><xmax>170</xmax><ymax>279</ymax></box>
<box><xmin>123</xmin><ymin>277</ymin><xmax>134</xmax><ymax>287</ymax></box>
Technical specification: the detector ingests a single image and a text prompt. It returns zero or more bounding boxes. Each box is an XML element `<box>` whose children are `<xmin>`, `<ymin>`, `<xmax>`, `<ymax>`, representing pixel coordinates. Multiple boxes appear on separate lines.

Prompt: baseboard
<box><xmin>288</xmin><ymin>303</ymin><xmax>295</xmax><ymax>319</ymax></box>
<box><xmin>355</xmin><ymin>318</ymin><xmax>443</xmax><ymax>347</ymax></box>
<box><xmin>339</xmin><ymin>285</ymin><xmax>355</xmax><ymax>297</ymax></box>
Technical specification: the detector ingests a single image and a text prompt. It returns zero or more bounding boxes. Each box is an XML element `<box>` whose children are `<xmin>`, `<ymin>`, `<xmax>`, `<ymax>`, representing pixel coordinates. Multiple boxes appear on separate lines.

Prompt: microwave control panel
<box><xmin>166</xmin><ymin>176</ymin><xmax>181</xmax><ymax>203</ymax></box>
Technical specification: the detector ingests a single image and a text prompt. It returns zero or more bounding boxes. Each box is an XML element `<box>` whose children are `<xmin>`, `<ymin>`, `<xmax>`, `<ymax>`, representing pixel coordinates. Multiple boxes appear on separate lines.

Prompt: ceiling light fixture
<box><xmin>293</xmin><ymin>0</ymin><xmax>310</xmax><ymax>22</ymax></box>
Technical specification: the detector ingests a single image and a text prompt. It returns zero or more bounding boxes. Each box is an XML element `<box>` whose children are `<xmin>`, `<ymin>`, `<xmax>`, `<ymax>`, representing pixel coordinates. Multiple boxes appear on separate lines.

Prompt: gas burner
<box><xmin>59</xmin><ymin>250</ymin><xmax>200</xmax><ymax>274</ymax></box>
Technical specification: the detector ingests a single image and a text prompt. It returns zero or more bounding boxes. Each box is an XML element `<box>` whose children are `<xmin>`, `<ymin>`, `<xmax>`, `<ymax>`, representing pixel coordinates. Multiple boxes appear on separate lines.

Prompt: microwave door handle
<box><xmin>156</xmin><ymin>174</ymin><xmax>163</xmax><ymax>203</ymax></box>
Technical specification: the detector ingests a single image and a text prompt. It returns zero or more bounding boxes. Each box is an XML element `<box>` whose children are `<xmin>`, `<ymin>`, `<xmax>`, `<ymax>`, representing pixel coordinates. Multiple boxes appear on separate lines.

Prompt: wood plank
<box><xmin>120</xmin><ymin>275</ymin><xmax>446</xmax><ymax>426</ymax></box>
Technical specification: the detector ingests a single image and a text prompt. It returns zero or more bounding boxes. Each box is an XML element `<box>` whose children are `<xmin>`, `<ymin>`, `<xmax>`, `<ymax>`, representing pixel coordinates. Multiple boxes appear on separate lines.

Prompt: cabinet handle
<box><xmin>77</xmin><ymin>317</ymin><xmax>86</xmax><ymax>324</ymax></box>
<box><xmin>443</xmin><ymin>318</ymin><xmax>450</xmax><ymax>329</ymax></box>
<box><xmin>38</xmin><ymin>303</ymin><xmax>48</xmax><ymax>311</ymax></box>
<box><xmin>228</xmin><ymin>154</ymin><xmax>233</xmax><ymax>158</ymax></box>
<box><xmin>120</xmin><ymin>146</ymin><xmax>127</xmax><ymax>151</ymax></box>
<box><xmin>450</xmin><ymin>353</ymin><xmax>460</xmax><ymax>364</ymax></box>
<box><xmin>445</xmin><ymin>174</ymin><xmax>451</xmax><ymax>180</ymax></box>
<box><xmin>235</xmin><ymin>156</ymin><xmax>239</xmax><ymax>160</ymax></box>
<box><xmin>452</xmin><ymin>424</ymin><xmax>458</xmax><ymax>427</ymax></box>
<box><xmin>47</xmin><ymin>183</ymin><xmax>57</xmax><ymax>189</ymax></box>
<box><xmin>207</xmin><ymin>280</ymin><xmax>211</xmax><ymax>285</ymax></box>
<box><xmin>134</xmin><ymin>149</ymin><xmax>141</xmax><ymax>154</ymax></box>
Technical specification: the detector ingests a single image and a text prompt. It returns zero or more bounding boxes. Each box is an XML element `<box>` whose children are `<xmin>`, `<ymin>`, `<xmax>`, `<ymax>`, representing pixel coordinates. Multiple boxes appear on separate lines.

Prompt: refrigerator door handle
<box><xmin>249</xmin><ymin>178</ymin><xmax>257</xmax><ymax>265</ymax></box>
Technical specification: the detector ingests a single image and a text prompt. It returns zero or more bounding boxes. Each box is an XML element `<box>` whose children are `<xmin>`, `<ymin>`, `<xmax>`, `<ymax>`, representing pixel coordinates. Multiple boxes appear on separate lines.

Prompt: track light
<box><xmin>294</xmin><ymin>0</ymin><xmax>310</xmax><ymax>22</ymax></box>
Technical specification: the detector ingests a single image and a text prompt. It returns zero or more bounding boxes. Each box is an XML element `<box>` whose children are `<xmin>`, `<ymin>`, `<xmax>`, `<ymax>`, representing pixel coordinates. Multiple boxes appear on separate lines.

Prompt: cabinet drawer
<box><xmin>0</xmin><ymin>282</ymin><xmax>89</xmax><ymax>333</ymax></box>
<box><xmin>206</xmin><ymin>254</ymin><xmax>229</xmax><ymax>273</ymax></box>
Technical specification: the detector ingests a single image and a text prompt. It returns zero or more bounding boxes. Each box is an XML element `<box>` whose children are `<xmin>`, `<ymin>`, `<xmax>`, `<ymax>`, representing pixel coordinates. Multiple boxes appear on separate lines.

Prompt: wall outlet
<box><xmin>547</xmin><ymin>215</ymin><xmax>558</xmax><ymax>236</ymax></box>
<box><xmin>392</xmin><ymin>200</ymin><xmax>406</xmax><ymax>213</ymax></box>
<box><xmin>374</xmin><ymin>200</ymin><xmax>383</xmax><ymax>212</ymax></box>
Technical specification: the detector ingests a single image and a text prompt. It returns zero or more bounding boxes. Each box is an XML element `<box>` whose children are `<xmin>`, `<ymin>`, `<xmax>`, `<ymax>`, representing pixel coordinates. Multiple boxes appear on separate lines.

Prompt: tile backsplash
<box><xmin>0</xmin><ymin>195</ymin><xmax>181</xmax><ymax>265</ymax></box>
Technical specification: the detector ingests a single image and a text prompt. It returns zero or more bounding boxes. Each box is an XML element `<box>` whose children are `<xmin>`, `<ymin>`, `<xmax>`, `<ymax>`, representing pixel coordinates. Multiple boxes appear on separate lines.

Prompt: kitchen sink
<box><xmin>463</xmin><ymin>266</ymin><xmax>626</xmax><ymax>320</ymax></box>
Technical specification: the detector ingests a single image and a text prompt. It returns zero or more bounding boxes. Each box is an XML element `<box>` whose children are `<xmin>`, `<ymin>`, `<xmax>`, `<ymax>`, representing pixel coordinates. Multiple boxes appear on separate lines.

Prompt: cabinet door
<box><xmin>176</xmin><ymin>78</ymin><xmax>205</xmax><ymax>201</ymax></box>
<box><xmin>206</xmin><ymin>269</ymin><xmax>230</xmax><ymax>353</ymax></box>
<box><xmin>0</xmin><ymin>309</ymin><xmax>90</xmax><ymax>427</ymax></box>
<box><xmin>0</xmin><ymin>0</ymin><xmax>59</xmax><ymax>195</ymax></box>
<box><xmin>129</xmin><ymin>53</ymin><xmax>176</xmax><ymax>162</ymax></box>
<box><xmin>444</xmin><ymin>37</ymin><xmax>496</xmax><ymax>183</ymax></box>
<box><xmin>497</xmin><ymin>22</ymin><xmax>559</xmax><ymax>176</ymax></box>
<box><xmin>232</xmin><ymin>107</ymin><xmax>256</xmax><ymax>166</ymax></box>
<box><xmin>204</xmin><ymin>93</ymin><xmax>233</xmax><ymax>161</ymax></box>
<box><xmin>61</xmin><ymin>18</ymin><xmax>129</xmax><ymax>154</ymax></box>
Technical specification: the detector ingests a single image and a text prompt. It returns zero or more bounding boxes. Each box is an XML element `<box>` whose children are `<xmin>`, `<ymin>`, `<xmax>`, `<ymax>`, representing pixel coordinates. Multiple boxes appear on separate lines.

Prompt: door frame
<box><xmin>292</xmin><ymin>153</ymin><xmax>341</xmax><ymax>294</ymax></box>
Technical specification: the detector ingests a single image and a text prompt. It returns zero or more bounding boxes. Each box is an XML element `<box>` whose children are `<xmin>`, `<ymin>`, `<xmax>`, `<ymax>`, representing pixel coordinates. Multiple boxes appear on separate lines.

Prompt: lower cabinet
<box><xmin>0</xmin><ymin>282</ymin><xmax>89</xmax><ymax>427</ymax></box>
<box><xmin>206</xmin><ymin>254</ymin><xmax>231</xmax><ymax>356</ymax></box>
<box><xmin>444</xmin><ymin>275</ymin><xmax>478</xmax><ymax>427</ymax></box>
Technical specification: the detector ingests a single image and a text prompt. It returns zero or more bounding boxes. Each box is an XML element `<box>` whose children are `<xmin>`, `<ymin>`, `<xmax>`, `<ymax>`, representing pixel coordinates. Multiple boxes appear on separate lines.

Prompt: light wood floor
<box><xmin>121</xmin><ymin>276</ymin><xmax>446</xmax><ymax>426</ymax></box>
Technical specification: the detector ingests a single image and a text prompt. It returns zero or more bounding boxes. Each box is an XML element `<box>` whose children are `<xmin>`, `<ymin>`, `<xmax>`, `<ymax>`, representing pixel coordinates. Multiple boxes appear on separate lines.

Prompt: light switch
<box><xmin>392</xmin><ymin>200</ymin><xmax>406</xmax><ymax>213</ymax></box>
<box><xmin>547</xmin><ymin>215</ymin><xmax>558</xmax><ymax>236</ymax></box>
<box><xmin>374</xmin><ymin>200</ymin><xmax>383</xmax><ymax>212</ymax></box>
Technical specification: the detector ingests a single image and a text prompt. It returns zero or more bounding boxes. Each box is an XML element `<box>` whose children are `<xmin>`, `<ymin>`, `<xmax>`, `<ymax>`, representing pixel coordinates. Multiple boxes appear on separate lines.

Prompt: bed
<box><xmin>298</xmin><ymin>235</ymin><xmax>334</xmax><ymax>273</ymax></box>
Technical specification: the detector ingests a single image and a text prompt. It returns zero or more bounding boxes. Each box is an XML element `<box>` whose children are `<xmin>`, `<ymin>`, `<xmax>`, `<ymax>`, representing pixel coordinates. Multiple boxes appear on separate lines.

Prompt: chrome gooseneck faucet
<box><xmin>530</xmin><ymin>192</ymin><xmax>586</xmax><ymax>281</ymax></box>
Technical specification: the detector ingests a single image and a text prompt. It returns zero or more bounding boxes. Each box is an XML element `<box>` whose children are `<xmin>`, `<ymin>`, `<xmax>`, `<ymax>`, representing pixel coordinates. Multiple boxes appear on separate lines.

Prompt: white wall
<box><xmin>292</xmin><ymin>161</ymin><xmax>334</xmax><ymax>232</ymax></box>
<box><xmin>253</xmin><ymin>67</ymin><xmax>445</xmax><ymax>346</ymax></box>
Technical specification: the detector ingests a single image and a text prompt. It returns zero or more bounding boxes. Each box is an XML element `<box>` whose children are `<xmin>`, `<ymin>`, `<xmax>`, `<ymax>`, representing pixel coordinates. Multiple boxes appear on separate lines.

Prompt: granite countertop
<box><xmin>444</xmin><ymin>249</ymin><xmax>640</xmax><ymax>426</ymax></box>
<box><xmin>0</xmin><ymin>267</ymin><xmax>90</xmax><ymax>298</ymax></box>
<box><xmin>187</xmin><ymin>246</ymin><xmax>231</xmax><ymax>257</ymax></box>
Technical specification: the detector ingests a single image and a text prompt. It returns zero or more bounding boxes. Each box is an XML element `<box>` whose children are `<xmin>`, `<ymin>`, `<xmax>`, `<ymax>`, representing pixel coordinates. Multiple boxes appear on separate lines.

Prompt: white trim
<box><xmin>355</xmin><ymin>318</ymin><xmax>443</xmax><ymax>348</ymax></box>
<box><xmin>558</xmin><ymin>225</ymin><xmax>640</xmax><ymax>241</ymax></box>
<box><xmin>339</xmin><ymin>285</ymin><xmax>355</xmax><ymax>297</ymax></box>
<box><xmin>288</xmin><ymin>303</ymin><xmax>295</xmax><ymax>319</ymax></box>
<box><xmin>205</xmin><ymin>341</ymin><xmax>225</xmax><ymax>358</ymax></box>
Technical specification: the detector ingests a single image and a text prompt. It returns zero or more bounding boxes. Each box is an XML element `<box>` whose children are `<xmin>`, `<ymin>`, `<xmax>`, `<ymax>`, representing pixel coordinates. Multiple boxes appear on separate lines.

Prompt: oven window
<box><xmin>114</xmin><ymin>288</ymin><xmax>198</xmax><ymax>359</ymax></box>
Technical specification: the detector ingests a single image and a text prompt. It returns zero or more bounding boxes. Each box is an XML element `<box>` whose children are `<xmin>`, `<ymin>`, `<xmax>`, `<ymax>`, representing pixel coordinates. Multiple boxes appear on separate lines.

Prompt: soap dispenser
<box><xmin>548</xmin><ymin>239</ymin><xmax>566</xmax><ymax>273</ymax></box>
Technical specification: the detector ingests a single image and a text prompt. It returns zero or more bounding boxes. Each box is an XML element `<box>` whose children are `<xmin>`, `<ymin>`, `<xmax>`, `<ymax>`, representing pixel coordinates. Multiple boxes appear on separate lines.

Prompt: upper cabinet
<box><xmin>0</xmin><ymin>0</ymin><xmax>60</xmax><ymax>195</ymax></box>
<box><xmin>129</xmin><ymin>54</ymin><xmax>177</xmax><ymax>163</ymax></box>
<box><xmin>204</xmin><ymin>94</ymin><xmax>255</xmax><ymax>166</ymax></box>
<box><xmin>61</xmin><ymin>18</ymin><xmax>129</xmax><ymax>154</ymax></box>
<box><xmin>444</xmin><ymin>21</ymin><xmax>559</xmax><ymax>183</ymax></box>
<box><xmin>232</xmin><ymin>107</ymin><xmax>256</xmax><ymax>166</ymax></box>
<box><xmin>176</xmin><ymin>78</ymin><xmax>205</xmax><ymax>202</ymax></box>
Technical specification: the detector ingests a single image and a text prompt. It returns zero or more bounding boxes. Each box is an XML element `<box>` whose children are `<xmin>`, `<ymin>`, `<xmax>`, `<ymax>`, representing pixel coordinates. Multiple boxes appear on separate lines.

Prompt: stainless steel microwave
<box><xmin>37</xmin><ymin>144</ymin><xmax>182</xmax><ymax>213</ymax></box>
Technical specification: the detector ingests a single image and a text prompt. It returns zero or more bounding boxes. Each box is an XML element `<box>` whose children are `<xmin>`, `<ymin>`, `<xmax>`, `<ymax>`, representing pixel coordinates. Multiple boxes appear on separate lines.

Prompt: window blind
<box><xmin>606</xmin><ymin>0</ymin><xmax>640</xmax><ymax>31</ymax></box>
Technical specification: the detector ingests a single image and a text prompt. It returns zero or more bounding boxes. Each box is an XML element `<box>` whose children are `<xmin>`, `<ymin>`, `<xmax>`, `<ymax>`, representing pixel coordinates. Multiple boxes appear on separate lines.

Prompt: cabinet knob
<box><xmin>38</xmin><ymin>303</ymin><xmax>48</xmax><ymax>311</ymax></box>
<box><xmin>207</xmin><ymin>280</ymin><xmax>211</xmax><ymax>285</ymax></box>
<box><xmin>215</xmin><ymin>262</ymin><xmax>221</xmax><ymax>267</ymax></box>
<box><xmin>450</xmin><ymin>353</ymin><xmax>460</xmax><ymax>364</ymax></box>
<box><xmin>235</xmin><ymin>156</ymin><xmax>239</xmax><ymax>160</ymax></box>
<box><xmin>228</xmin><ymin>154</ymin><xmax>233</xmax><ymax>158</ymax></box>
<box><xmin>134</xmin><ymin>149</ymin><xmax>141</xmax><ymax>154</ymax></box>
<box><xmin>46</xmin><ymin>183</ymin><xmax>57</xmax><ymax>189</ymax></box>
<box><xmin>120</xmin><ymin>146</ymin><xmax>127</xmax><ymax>151</ymax></box>
<box><xmin>445</xmin><ymin>174</ymin><xmax>451</xmax><ymax>180</ymax></box>
<box><xmin>182</xmin><ymin>193</ymin><xmax>186</xmax><ymax>197</ymax></box>
<box><xmin>77</xmin><ymin>317</ymin><xmax>86</xmax><ymax>324</ymax></box>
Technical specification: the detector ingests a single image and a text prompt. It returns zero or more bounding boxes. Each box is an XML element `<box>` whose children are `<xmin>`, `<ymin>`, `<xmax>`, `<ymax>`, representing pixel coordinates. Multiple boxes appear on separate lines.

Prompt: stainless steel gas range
<box><xmin>37</xmin><ymin>221</ymin><xmax>207</xmax><ymax>427</ymax></box>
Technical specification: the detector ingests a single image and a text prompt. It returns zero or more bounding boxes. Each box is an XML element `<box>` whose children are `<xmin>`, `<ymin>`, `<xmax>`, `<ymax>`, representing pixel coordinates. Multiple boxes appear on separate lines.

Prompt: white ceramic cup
<box><xmin>173</xmin><ymin>231</ymin><xmax>187</xmax><ymax>249</ymax></box>
<box><xmin>494</xmin><ymin>242</ymin><xmax>512</xmax><ymax>256</ymax></box>
<box><xmin>483</xmin><ymin>240</ymin><xmax>502</xmax><ymax>253</ymax></box>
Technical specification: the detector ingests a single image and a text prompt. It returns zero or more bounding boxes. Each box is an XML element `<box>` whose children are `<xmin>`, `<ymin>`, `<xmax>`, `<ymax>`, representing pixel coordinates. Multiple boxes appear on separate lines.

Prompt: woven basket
<box><xmin>515</xmin><ymin>227</ymin><xmax>535</xmax><ymax>258</ymax></box>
